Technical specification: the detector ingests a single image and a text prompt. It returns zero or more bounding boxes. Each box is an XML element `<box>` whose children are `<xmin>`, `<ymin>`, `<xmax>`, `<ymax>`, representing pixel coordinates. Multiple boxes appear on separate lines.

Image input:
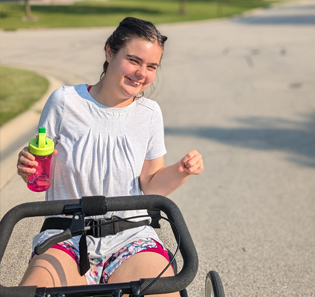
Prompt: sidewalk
<box><xmin>0</xmin><ymin>74</ymin><xmax>62</xmax><ymax>213</ymax></box>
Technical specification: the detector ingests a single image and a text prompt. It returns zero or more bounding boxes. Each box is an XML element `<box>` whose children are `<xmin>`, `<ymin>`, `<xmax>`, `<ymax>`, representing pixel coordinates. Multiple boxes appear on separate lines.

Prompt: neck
<box><xmin>90</xmin><ymin>80</ymin><xmax>134</xmax><ymax>108</ymax></box>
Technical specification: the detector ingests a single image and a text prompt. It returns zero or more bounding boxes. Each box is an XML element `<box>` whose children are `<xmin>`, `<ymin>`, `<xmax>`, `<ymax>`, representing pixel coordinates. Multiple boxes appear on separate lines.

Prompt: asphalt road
<box><xmin>1</xmin><ymin>1</ymin><xmax>315</xmax><ymax>296</ymax></box>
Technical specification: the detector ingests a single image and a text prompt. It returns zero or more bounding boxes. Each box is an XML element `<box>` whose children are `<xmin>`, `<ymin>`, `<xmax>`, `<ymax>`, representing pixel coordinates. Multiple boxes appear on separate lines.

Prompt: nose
<box><xmin>136</xmin><ymin>65</ymin><xmax>146</xmax><ymax>78</ymax></box>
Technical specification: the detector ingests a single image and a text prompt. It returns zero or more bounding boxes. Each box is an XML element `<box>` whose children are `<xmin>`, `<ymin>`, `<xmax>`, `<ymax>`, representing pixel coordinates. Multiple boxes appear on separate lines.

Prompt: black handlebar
<box><xmin>0</xmin><ymin>195</ymin><xmax>198</xmax><ymax>296</ymax></box>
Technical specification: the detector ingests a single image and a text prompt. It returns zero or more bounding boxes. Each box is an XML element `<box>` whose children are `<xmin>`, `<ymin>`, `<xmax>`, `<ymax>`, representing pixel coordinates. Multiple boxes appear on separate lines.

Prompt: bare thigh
<box><xmin>108</xmin><ymin>252</ymin><xmax>180</xmax><ymax>297</ymax></box>
<box><xmin>20</xmin><ymin>248</ymin><xmax>87</xmax><ymax>287</ymax></box>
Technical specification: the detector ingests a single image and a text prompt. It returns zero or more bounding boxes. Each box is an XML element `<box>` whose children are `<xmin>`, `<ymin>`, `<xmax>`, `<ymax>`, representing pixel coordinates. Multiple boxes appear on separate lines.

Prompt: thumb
<box><xmin>178</xmin><ymin>162</ymin><xmax>185</xmax><ymax>173</ymax></box>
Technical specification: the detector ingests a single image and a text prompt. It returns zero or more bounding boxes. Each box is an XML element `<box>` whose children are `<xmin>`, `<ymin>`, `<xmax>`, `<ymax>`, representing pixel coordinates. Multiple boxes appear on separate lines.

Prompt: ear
<box><xmin>105</xmin><ymin>44</ymin><xmax>113</xmax><ymax>63</ymax></box>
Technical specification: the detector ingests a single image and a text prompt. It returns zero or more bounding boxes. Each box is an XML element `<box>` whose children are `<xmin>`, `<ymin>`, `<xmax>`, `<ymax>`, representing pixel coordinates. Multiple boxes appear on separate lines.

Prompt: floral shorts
<box><xmin>36</xmin><ymin>238</ymin><xmax>170</xmax><ymax>285</ymax></box>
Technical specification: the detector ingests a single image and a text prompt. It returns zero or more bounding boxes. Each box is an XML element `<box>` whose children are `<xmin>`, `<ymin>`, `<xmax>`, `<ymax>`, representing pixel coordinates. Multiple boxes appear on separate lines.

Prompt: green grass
<box><xmin>0</xmin><ymin>66</ymin><xmax>49</xmax><ymax>127</ymax></box>
<box><xmin>0</xmin><ymin>0</ymin><xmax>278</xmax><ymax>30</ymax></box>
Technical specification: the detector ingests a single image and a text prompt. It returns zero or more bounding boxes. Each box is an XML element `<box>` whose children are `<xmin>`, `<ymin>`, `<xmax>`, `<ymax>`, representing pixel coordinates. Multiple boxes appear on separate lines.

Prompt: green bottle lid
<box><xmin>28</xmin><ymin>127</ymin><xmax>54</xmax><ymax>156</ymax></box>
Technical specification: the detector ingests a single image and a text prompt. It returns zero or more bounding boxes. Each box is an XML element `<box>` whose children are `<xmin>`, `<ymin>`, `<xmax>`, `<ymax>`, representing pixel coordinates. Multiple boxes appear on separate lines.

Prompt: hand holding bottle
<box><xmin>17</xmin><ymin>127</ymin><xmax>57</xmax><ymax>192</ymax></box>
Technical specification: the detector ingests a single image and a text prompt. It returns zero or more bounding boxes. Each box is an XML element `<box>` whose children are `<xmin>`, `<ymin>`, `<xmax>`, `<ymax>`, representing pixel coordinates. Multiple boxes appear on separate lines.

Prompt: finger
<box><xmin>17</xmin><ymin>163</ymin><xmax>36</xmax><ymax>176</ymax></box>
<box><xmin>182</xmin><ymin>153</ymin><xmax>202</xmax><ymax>169</ymax></box>
<box><xmin>183</xmin><ymin>162</ymin><xmax>203</xmax><ymax>175</ymax></box>
<box><xmin>20</xmin><ymin>147</ymin><xmax>35</xmax><ymax>161</ymax></box>
<box><xmin>53</xmin><ymin>149</ymin><xmax>58</xmax><ymax>156</ymax></box>
<box><xmin>181</xmin><ymin>150</ymin><xmax>202</xmax><ymax>166</ymax></box>
<box><xmin>182</xmin><ymin>154</ymin><xmax>203</xmax><ymax>174</ymax></box>
<box><xmin>18</xmin><ymin>147</ymin><xmax>37</xmax><ymax>167</ymax></box>
<box><xmin>19</xmin><ymin>155</ymin><xmax>38</xmax><ymax>167</ymax></box>
<box><xmin>178</xmin><ymin>159</ymin><xmax>200</xmax><ymax>173</ymax></box>
<box><xmin>178</xmin><ymin>163</ymin><xmax>185</xmax><ymax>173</ymax></box>
<box><xmin>180</xmin><ymin>150</ymin><xmax>197</xmax><ymax>165</ymax></box>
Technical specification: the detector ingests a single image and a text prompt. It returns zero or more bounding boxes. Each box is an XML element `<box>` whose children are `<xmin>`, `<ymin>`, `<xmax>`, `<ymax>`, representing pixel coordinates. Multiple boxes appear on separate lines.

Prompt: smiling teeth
<box><xmin>133</xmin><ymin>81</ymin><xmax>140</xmax><ymax>85</ymax></box>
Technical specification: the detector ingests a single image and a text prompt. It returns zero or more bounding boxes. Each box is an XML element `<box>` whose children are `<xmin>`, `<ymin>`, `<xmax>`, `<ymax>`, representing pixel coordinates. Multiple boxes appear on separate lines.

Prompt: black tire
<box><xmin>205</xmin><ymin>271</ymin><xmax>225</xmax><ymax>297</ymax></box>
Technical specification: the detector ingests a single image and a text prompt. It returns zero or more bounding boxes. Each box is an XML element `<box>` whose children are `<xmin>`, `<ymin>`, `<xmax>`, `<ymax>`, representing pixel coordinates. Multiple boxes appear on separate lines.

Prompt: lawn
<box><xmin>0</xmin><ymin>66</ymin><xmax>49</xmax><ymax>127</ymax></box>
<box><xmin>0</xmin><ymin>0</ymin><xmax>278</xmax><ymax>30</ymax></box>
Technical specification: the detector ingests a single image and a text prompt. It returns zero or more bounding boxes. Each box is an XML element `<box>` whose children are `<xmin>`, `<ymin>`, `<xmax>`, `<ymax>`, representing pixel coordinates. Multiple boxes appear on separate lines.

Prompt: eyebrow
<box><xmin>126</xmin><ymin>54</ymin><xmax>160</xmax><ymax>67</ymax></box>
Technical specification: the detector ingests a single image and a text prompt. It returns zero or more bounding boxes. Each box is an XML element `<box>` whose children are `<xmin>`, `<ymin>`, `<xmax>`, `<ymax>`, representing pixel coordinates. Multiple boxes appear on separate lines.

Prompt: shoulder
<box><xmin>136</xmin><ymin>97</ymin><xmax>163</xmax><ymax>114</ymax></box>
<box><xmin>47</xmin><ymin>84</ymin><xmax>87</xmax><ymax>106</ymax></box>
<box><xmin>49</xmin><ymin>84</ymin><xmax>86</xmax><ymax>99</ymax></box>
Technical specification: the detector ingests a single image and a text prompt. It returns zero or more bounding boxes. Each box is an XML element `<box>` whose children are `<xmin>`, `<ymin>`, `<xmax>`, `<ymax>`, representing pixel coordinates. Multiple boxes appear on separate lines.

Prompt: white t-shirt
<box><xmin>32</xmin><ymin>84</ymin><xmax>167</xmax><ymax>259</ymax></box>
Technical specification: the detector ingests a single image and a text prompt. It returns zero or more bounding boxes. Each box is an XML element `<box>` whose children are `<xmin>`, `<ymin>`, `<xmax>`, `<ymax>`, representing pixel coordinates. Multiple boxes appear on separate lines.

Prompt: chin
<box><xmin>124</xmin><ymin>89</ymin><xmax>143</xmax><ymax>98</ymax></box>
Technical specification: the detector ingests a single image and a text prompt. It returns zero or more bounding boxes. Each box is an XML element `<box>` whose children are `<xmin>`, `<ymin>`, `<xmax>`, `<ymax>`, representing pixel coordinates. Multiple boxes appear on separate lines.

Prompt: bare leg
<box><xmin>108</xmin><ymin>252</ymin><xmax>180</xmax><ymax>297</ymax></box>
<box><xmin>20</xmin><ymin>248</ymin><xmax>86</xmax><ymax>287</ymax></box>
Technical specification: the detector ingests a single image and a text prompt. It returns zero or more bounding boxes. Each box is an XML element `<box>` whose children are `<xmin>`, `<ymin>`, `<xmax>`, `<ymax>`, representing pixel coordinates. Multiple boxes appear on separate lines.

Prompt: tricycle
<box><xmin>0</xmin><ymin>195</ymin><xmax>225</xmax><ymax>296</ymax></box>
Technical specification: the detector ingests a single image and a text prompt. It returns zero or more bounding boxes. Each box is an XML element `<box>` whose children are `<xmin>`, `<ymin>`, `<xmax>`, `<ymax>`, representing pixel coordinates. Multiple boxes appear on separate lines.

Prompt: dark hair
<box><xmin>100</xmin><ymin>17</ymin><xmax>168</xmax><ymax>79</ymax></box>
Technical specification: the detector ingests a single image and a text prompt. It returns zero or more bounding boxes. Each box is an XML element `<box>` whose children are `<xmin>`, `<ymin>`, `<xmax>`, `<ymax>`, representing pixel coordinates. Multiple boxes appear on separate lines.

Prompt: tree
<box><xmin>22</xmin><ymin>0</ymin><xmax>37</xmax><ymax>21</ymax></box>
<box><xmin>179</xmin><ymin>0</ymin><xmax>187</xmax><ymax>15</ymax></box>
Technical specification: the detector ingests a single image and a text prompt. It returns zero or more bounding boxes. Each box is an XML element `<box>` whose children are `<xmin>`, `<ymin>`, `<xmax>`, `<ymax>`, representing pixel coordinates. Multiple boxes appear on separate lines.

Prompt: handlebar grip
<box><xmin>81</xmin><ymin>196</ymin><xmax>107</xmax><ymax>216</ymax></box>
<box><xmin>34</xmin><ymin>229</ymin><xmax>72</xmax><ymax>255</ymax></box>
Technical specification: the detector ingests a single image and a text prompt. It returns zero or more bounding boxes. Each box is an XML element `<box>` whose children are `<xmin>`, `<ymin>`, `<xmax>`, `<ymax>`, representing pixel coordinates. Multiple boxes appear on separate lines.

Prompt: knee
<box><xmin>20</xmin><ymin>248</ymin><xmax>86</xmax><ymax>287</ymax></box>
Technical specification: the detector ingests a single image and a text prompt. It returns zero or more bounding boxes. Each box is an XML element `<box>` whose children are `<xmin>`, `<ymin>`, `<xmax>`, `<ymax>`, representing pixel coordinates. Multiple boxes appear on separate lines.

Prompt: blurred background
<box><xmin>1</xmin><ymin>0</ymin><xmax>315</xmax><ymax>296</ymax></box>
<box><xmin>0</xmin><ymin>0</ymin><xmax>279</xmax><ymax>30</ymax></box>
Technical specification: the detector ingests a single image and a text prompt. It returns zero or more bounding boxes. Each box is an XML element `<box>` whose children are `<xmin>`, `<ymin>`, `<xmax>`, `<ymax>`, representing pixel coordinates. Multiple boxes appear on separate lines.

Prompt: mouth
<box><xmin>126</xmin><ymin>77</ymin><xmax>142</xmax><ymax>86</ymax></box>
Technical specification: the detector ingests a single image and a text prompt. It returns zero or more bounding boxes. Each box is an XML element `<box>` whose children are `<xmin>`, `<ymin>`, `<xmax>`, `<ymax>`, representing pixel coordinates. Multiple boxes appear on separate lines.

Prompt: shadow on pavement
<box><xmin>233</xmin><ymin>4</ymin><xmax>315</xmax><ymax>26</ymax></box>
<box><xmin>270</xmin><ymin>5</ymin><xmax>315</xmax><ymax>11</ymax></box>
<box><xmin>165</xmin><ymin>112</ymin><xmax>315</xmax><ymax>167</ymax></box>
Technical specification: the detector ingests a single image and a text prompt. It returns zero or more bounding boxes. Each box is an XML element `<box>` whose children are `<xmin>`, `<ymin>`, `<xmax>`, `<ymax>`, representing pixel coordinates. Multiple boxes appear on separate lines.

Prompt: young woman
<box><xmin>17</xmin><ymin>17</ymin><xmax>203</xmax><ymax>296</ymax></box>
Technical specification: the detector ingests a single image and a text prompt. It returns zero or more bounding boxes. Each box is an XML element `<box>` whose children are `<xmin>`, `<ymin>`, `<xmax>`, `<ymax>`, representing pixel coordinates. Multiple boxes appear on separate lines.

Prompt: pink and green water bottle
<box><xmin>27</xmin><ymin>127</ymin><xmax>54</xmax><ymax>192</ymax></box>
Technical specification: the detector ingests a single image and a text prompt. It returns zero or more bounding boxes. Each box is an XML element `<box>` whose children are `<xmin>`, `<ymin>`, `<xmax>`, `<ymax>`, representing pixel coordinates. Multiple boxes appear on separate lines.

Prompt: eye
<box><xmin>148</xmin><ymin>65</ymin><xmax>157</xmax><ymax>71</ymax></box>
<box><xmin>129</xmin><ymin>59</ymin><xmax>139</xmax><ymax>65</ymax></box>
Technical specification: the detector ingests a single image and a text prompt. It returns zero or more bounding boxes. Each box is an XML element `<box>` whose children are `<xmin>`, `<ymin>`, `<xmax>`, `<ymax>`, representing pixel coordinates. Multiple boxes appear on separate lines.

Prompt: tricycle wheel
<box><xmin>205</xmin><ymin>271</ymin><xmax>225</xmax><ymax>297</ymax></box>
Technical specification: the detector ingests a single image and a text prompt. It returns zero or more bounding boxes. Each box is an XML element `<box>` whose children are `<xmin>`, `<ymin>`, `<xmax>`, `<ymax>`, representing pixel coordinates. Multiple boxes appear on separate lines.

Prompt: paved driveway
<box><xmin>1</xmin><ymin>1</ymin><xmax>315</xmax><ymax>296</ymax></box>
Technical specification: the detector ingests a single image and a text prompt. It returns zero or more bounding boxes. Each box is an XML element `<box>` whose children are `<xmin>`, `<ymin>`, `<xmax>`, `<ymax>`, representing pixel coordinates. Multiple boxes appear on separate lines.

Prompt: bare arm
<box><xmin>139</xmin><ymin>150</ymin><xmax>203</xmax><ymax>196</ymax></box>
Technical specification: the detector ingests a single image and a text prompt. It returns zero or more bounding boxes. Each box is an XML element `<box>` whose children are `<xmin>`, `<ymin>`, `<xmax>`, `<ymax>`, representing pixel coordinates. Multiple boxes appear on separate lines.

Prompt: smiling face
<box><xmin>104</xmin><ymin>37</ymin><xmax>163</xmax><ymax>105</ymax></box>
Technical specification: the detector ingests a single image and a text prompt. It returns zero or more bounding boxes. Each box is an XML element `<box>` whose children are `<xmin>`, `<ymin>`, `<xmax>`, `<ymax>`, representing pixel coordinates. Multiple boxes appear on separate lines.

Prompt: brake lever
<box><xmin>35</xmin><ymin>212</ymin><xmax>86</xmax><ymax>255</ymax></box>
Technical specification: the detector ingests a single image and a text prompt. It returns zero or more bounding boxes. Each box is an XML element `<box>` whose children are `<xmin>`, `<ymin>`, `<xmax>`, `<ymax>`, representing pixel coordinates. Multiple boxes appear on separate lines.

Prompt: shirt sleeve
<box><xmin>145</xmin><ymin>102</ymin><xmax>167</xmax><ymax>160</ymax></box>
<box><xmin>37</xmin><ymin>86</ymin><xmax>65</xmax><ymax>145</ymax></box>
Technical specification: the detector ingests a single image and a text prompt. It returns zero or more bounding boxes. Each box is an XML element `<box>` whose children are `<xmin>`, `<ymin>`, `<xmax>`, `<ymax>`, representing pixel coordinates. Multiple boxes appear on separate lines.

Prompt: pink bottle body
<box><xmin>27</xmin><ymin>154</ymin><xmax>53</xmax><ymax>192</ymax></box>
